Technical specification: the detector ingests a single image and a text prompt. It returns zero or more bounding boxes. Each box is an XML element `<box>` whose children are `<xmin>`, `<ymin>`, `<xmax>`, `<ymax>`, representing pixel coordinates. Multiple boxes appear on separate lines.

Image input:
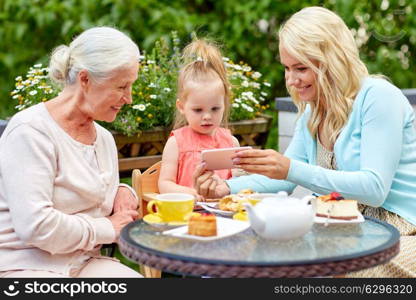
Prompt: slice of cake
<box><xmin>316</xmin><ymin>192</ymin><xmax>359</xmax><ymax>220</ymax></box>
<box><xmin>187</xmin><ymin>213</ymin><xmax>217</xmax><ymax>236</ymax></box>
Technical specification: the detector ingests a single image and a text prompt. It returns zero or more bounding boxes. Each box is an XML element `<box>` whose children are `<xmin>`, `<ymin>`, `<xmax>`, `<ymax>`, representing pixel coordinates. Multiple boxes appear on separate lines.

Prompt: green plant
<box><xmin>11</xmin><ymin>64</ymin><xmax>58</xmax><ymax>111</ymax></box>
<box><xmin>11</xmin><ymin>33</ymin><xmax>271</xmax><ymax>136</ymax></box>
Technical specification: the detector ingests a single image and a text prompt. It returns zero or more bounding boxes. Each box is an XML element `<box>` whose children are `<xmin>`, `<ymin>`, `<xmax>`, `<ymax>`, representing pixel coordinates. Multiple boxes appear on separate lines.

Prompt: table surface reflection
<box><xmin>119</xmin><ymin>216</ymin><xmax>400</xmax><ymax>277</ymax></box>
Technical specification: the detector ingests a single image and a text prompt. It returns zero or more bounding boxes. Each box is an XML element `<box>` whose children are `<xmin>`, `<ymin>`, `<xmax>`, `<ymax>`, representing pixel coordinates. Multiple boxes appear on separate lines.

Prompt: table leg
<box><xmin>141</xmin><ymin>265</ymin><xmax>162</xmax><ymax>278</ymax></box>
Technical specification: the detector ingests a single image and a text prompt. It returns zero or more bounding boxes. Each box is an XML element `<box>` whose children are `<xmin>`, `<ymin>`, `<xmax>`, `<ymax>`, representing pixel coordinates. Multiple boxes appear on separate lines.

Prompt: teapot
<box><xmin>244</xmin><ymin>191</ymin><xmax>316</xmax><ymax>241</ymax></box>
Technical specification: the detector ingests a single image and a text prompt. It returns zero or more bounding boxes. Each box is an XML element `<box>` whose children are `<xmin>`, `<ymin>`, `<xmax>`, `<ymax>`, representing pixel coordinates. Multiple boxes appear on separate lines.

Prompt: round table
<box><xmin>119</xmin><ymin>216</ymin><xmax>400</xmax><ymax>278</ymax></box>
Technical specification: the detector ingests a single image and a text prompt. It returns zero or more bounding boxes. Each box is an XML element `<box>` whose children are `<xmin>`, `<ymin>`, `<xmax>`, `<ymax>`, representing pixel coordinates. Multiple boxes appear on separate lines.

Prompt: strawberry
<box><xmin>330</xmin><ymin>192</ymin><xmax>343</xmax><ymax>200</ymax></box>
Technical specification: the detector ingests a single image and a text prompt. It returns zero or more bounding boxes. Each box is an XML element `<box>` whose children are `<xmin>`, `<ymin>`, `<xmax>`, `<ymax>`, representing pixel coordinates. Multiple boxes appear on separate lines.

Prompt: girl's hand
<box><xmin>233</xmin><ymin>149</ymin><xmax>290</xmax><ymax>180</ymax></box>
<box><xmin>192</xmin><ymin>163</ymin><xmax>230</xmax><ymax>199</ymax></box>
<box><xmin>113</xmin><ymin>186</ymin><xmax>139</xmax><ymax>213</ymax></box>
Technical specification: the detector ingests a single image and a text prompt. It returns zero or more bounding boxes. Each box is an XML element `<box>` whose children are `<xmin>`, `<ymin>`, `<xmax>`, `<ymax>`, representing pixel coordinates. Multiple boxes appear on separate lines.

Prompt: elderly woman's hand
<box><xmin>113</xmin><ymin>186</ymin><xmax>139</xmax><ymax>213</ymax></box>
<box><xmin>107</xmin><ymin>210</ymin><xmax>139</xmax><ymax>240</ymax></box>
<box><xmin>192</xmin><ymin>163</ymin><xmax>231</xmax><ymax>199</ymax></box>
<box><xmin>233</xmin><ymin>149</ymin><xmax>290</xmax><ymax>180</ymax></box>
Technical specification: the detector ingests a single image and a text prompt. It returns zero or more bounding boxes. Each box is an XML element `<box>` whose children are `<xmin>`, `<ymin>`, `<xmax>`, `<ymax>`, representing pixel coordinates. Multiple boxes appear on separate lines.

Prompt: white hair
<box><xmin>49</xmin><ymin>26</ymin><xmax>140</xmax><ymax>85</ymax></box>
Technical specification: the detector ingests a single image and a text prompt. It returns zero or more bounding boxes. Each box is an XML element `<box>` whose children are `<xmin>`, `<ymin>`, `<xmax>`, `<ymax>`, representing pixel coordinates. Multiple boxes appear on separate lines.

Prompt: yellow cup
<box><xmin>147</xmin><ymin>193</ymin><xmax>195</xmax><ymax>222</ymax></box>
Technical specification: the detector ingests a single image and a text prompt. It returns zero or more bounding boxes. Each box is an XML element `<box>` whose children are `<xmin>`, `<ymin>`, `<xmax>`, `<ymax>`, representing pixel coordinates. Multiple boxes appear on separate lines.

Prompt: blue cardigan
<box><xmin>228</xmin><ymin>77</ymin><xmax>416</xmax><ymax>226</ymax></box>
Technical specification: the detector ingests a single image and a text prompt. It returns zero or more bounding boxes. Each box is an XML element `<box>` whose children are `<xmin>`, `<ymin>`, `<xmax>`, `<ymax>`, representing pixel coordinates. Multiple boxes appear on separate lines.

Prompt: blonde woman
<box><xmin>0</xmin><ymin>27</ymin><xmax>142</xmax><ymax>277</ymax></box>
<box><xmin>194</xmin><ymin>7</ymin><xmax>416</xmax><ymax>277</ymax></box>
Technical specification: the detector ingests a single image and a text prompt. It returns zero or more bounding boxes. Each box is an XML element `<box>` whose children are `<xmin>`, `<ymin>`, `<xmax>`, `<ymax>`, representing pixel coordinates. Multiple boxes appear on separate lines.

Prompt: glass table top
<box><xmin>122</xmin><ymin>217</ymin><xmax>399</xmax><ymax>266</ymax></box>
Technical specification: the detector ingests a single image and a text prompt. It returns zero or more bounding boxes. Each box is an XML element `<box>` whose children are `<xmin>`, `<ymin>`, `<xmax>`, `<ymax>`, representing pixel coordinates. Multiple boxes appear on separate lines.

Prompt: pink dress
<box><xmin>171</xmin><ymin>126</ymin><xmax>235</xmax><ymax>188</ymax></box>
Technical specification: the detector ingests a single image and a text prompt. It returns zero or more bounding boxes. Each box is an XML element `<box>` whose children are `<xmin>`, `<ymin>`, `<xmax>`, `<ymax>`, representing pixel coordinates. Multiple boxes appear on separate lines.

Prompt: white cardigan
<box><xmin>0</xmin><ymin>103</ymin><xmax>118</xmax><ymax>275</ymax></box>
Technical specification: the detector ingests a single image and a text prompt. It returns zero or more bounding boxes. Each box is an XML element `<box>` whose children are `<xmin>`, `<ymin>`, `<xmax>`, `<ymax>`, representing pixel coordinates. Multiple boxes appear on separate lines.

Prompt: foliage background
<box><xmin>1</xmin><ymin>0</ymin><xmax>415</xmax><ymax>142</ymax></box>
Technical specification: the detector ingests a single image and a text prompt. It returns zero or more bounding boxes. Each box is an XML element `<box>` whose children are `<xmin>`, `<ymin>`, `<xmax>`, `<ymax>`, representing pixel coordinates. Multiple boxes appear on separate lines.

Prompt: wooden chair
<box><xmin>132</xmin><ymin>161</ymin><xmax>162</xmax><ymax>278</ymax></box>
<box><xmin>132</xmin><ymin>161</ymin><xmax>162</xmax><ymax>219</ymax></box>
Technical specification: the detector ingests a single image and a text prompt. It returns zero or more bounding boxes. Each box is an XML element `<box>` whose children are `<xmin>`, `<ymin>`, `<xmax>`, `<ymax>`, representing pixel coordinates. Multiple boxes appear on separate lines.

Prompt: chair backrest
<box><xmin>132</xmin><ymin>161</ymin><xmax>162</xmax><ymax>218</ymax></box>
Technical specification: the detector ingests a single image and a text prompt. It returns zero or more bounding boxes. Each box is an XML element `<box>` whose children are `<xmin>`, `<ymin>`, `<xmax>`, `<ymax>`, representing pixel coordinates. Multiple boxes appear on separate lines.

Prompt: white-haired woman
<box><xmin>0</xmin><ymin>27</ymin><xmax>142</xmax><ymax>277</ymax></box>
<box><xmin>194</xmin><ymin>7</ymin><xmax>416</xmax><ymax>277</ymax></box>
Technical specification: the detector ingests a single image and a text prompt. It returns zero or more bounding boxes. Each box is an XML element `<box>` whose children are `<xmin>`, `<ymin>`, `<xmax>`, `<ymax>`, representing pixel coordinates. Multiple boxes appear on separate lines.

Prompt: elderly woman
<box><xmin>194</xmin><ymin>7</ymin><xmax>416</xmax><ymax>277</ymax></box>
<box><xmin>0</xmin><ymin>27</ymin><xmax>142</xmax><ymax>277</ymax></box>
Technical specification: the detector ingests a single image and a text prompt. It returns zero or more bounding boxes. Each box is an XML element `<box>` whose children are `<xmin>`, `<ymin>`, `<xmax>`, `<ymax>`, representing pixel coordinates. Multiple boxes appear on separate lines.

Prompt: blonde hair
<box><xmin>173</xmin><ymin>39</ymin><xmax>231</xmax><ymax>129</ymax></box>
<box><xmin>279</xmin><ymin>6</ymin><xmax>369</xmax><ymax>145</ymax></box>
<box><xmin>49</xmin><ymin>26</ymin><xmax>140</xmax><ymax>86</ymax></box>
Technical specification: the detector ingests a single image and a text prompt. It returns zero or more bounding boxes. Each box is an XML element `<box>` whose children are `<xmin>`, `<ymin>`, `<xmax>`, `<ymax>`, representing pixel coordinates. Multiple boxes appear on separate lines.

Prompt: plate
<box><xmin>197</xmin><ymin>202</ymin><xmax>234</xmax><ymax>217</ymax></box>
<box><xmin>314</xmin><ymin>212</ymin><xmax>365</xmax><ymax>224</ymax></box>
<box><xmin>162</xmin><ymin>217</ymin><xmax>250</xmax><ymax>242</ymax></box>
<box><xmin>143</xmin><ymin>212</ymin><xmax>201</xmax><ymax>229</ymax></box>
<box><xmin>197</xmin><ymin>193</ymin><xmax>277</xmax><ymax>217</ymax></box>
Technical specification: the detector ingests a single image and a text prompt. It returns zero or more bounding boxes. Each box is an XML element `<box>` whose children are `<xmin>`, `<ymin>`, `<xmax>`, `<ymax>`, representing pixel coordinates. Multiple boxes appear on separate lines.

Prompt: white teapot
<box><xmin>244</xmin><ymin>191</ymin><xmax>316</xmax><ymax>241</ymax></box>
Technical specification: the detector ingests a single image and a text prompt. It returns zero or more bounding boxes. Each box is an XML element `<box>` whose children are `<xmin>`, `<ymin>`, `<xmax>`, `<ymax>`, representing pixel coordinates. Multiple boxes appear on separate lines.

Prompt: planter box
<box><xmin>114</xmin><ymin>114</ymin><xmax>273</xmax><ymax>172</ymax></box>
<box><xmin>0</xmin><ymin>115</ymin><xmax>273</xmax><ymax>173</ymax></box>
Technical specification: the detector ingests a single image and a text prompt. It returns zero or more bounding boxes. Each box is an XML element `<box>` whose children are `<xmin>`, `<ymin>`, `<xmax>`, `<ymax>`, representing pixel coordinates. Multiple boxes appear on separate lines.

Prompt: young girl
<box><xmin>158</xmin><ymin>39</ymin><xmax>241</xmax><ymax>199</ymax></box>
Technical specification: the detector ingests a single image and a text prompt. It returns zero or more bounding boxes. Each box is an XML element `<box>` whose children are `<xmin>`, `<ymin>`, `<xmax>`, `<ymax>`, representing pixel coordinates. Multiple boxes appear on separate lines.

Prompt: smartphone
<box><xmin>201</xmin><ymin>146</ymin><xmax>252</xmax><ymax>170</ymax></box>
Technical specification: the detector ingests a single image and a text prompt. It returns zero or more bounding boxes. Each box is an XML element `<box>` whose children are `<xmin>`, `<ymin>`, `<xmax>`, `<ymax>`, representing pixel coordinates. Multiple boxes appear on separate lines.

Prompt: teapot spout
<box><xmin>244</xmin><ymin>203</ymin><xmax>265</xmax><ymax>234</ymax></box>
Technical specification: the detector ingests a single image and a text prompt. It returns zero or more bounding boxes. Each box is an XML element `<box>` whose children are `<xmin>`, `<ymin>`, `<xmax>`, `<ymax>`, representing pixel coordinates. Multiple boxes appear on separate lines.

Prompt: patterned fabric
<box><xmin>316</xmin><ymin>137</ymin><xmax>416</xmax><ymax>278</ymax></box>
<box><xmin>316</xmin><ymin>136</ymin><xmax>337</xmax><ymax>170</ymax></box>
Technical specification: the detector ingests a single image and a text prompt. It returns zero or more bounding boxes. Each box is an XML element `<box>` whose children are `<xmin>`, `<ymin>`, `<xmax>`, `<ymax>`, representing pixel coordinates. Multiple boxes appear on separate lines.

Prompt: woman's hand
<box><xmin>113</xmin><ymin>186</ymin><xmax>139</xmax><ymax>213</ymax></box>
<box><xmin>107</xmin><ymin>210</ymin><xmax>138</xmax><ymax>240</ymax></box>
<box><xmin>192</xmin><ymin>163</ymin><xmax>231</xmax><ymax>199</ymax></box>
<box><xmin>233</xmin><ymin>149</ymin><xmax>290</xmax><ymax>180</ymax></box>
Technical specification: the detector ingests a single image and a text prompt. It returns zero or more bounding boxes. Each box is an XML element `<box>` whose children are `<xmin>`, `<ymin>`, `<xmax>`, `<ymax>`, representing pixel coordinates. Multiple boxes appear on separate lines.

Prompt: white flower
<box><xmin>242</xmin><ymin>81</ymin><xmax>249</xmax><ymax>87</ymax></box>
<box><xmin>15</xmin><ymin>76</ymin><xmax>22</xmax><ymax>81</ymax></box>
<box><xmin>252</xmin><ymin>72</ymin><xmax>262</xmax><ymax>80</ymax></box>
<box><xmin>251</xmin><ymin>82</ymin><xmax>260</xmax><ymax>89</ymax></box>
<box><xmin>29</xmin><ymin>90</ymin><xmax>38</xmax><ymax>96</ymax></box>
<box><xmin>242</xmin><ymin>103</ymin><xmax>254</xmax><ymax>112</ymax></box>
<box><xmin>150</xmin><ymin>95</ymin><xmax>157</xmax><ymax>99</ymax></box>
<box><xmin>149</xmin><ymin>83</ymin><xmax>156</xmax><ymax>88</ymax></box>
<box><xmin>257</xmin><ymin>19</ymin><xmax>269</xmax><ymax>33</ymax></box>
<box><xmin>234</xmin><ymin>98</ymin><xmax>241</xmax><ymax>103</ymax></box>
<box><xmin>12</xmin><ymin>95</ymin><xmax>19</xmax><ymax>99</ymax></box>
<box><xmin>243</xmin><ymin>66</ymin><xmax>252</xmax><ymax>72</ymax></box>
<box><xmin>263</xmin><ymin>82</ymin><xmax>271</xmax><ymax>87</ymax></box>
<box><xmin>232</xmin><ymin>103</ymin><xmax>240</xmax><ymax>108</ymax></box>
<box><xmin>133</xmin><ymin>104</ymin><xmax>146</xmax><ymax>111</ymax></box>
<box><xmin>163</xmin><ymin>88</ymin><xmax>172</xmax><ymax>92</ymax></box>
<box><xmin>147</xmin><ymin>60</ymin><xmax>155</xmax><ymax>64</ymax></box>
<box><xmin>261</xmin><ymin>92</ymin><xmax>268</xmax><ymax>97</ymax></box>
<box><xmin>222</xmin><ymin>57</ymin><xmax>230</xmax><ymax>62</ymax></box>
<box><xmin>241</xmin><ymin>91</ymin><xmax>254</xmax><ymax>99</ymax></box>
<box><xmin>34</xmin><ymin>63</ymin><xmax>42</xmax><ymax>68</ymax></box>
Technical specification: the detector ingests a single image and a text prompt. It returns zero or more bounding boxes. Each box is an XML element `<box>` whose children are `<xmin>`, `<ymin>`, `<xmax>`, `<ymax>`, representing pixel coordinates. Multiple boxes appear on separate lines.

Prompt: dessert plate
<box><xmin>143</xmin><ymin>212</ymin><xmax>201</xmax><ymax>229</ymax></box>
<box><xmin>314</xmin><ymin>212</ymin><xmax>365</xmax><ymax>224</ymax></box>
<box><xmin>162</xmin><ymin>217</ymin><xmax>250</xmax><ymax>242</ymax></box>
<box><xmin>197</xmin><ymin>193</ymin><xmax>278</xmax><ymax>217</ymax></box>
<box><xmin>196</xmin><ymin>202</ymin><xmax>234</xmax><ymax>217</ymax></box>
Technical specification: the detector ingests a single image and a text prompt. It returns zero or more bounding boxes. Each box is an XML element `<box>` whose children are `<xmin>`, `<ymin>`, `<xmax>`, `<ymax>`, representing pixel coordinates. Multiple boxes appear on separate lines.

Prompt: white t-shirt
<box><xmin>0</xmin><ymin>103</ymin><xmax>118</xmax><ymax>275</ymax></box>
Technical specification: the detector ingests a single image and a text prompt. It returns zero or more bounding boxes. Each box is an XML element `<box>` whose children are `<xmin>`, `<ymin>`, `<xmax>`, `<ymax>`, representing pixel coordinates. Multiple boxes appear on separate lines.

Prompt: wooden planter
<box><xmin>114</xmin><ymin>114</ymin><xmax>273</xmax><ymax>172</ymax></box>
